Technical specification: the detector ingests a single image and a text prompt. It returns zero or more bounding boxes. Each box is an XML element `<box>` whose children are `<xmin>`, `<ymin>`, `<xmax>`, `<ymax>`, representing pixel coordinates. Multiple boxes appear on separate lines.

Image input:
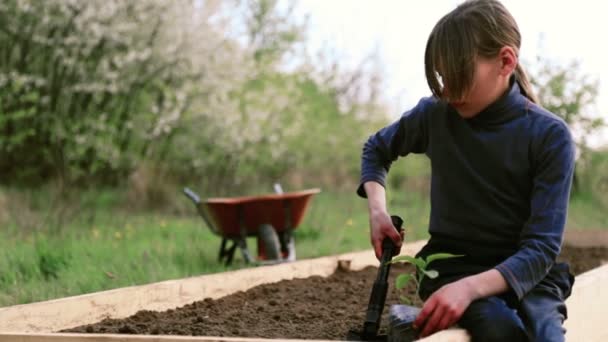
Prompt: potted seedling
<box><xmin>386</xmin><ymin>253</ymin><xmax>463</xmax><ymax>342</ymax></box>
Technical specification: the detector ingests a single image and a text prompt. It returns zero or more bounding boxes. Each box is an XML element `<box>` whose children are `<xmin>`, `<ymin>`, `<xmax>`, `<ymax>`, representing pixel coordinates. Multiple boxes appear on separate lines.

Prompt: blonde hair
<box><xmin>424</xmin><ymin>0</ymin><xmax>538</xmax><ymax>103</ymax></box>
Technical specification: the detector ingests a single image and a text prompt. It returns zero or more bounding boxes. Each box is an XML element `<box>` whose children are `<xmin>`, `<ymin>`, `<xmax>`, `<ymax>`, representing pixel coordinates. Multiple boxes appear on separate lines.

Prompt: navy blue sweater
<box><xmin>358</xmin><ymin>80</ymin><xmax>575</xmax><ymax>300</ymax></box>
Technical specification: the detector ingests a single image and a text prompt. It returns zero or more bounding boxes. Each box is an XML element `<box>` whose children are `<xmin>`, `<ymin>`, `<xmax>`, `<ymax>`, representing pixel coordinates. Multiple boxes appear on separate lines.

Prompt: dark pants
<box><xmin>417</xmin><ymin>253</ymin><xmax>574</xmax><ymax>342</ymax></box>
<box><xmin>458</xmin><ymin>283</ymin><xmax>568</xmax><ymax>342</ymax></box>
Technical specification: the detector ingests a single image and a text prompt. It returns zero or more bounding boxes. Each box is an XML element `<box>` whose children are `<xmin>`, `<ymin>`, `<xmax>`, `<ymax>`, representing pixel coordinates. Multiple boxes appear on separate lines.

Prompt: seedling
<box><xmin>388</xmin><ymin>253</ymin><xmax>463</xmax><ymax>304</ymax></box>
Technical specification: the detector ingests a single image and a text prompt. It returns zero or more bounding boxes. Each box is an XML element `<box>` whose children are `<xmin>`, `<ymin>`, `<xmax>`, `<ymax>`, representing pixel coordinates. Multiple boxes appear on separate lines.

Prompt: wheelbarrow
<box><xmin>183</xmin><ymin>187</ymin><xmax>320</xmax><ymax>266</ymax></box>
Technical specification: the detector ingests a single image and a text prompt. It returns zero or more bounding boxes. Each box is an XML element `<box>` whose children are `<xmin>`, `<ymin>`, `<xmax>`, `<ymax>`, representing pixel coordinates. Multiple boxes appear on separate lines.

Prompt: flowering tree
<box><xmin>0</xmin><ymin>0</ymin><xmax>387</xmax><ymax>194</ymax></box>
<box><xmin>530</xmin><ymin>58</ymin><xmax>604</xmax><ymax>193</ymax></box>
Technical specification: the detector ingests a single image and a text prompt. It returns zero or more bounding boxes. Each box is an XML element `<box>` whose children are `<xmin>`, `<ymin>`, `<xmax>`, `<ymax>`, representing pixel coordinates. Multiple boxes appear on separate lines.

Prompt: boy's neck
<box><xmin>468</xmin><ymin>76</ymin><xmax>513</xmax><ymax>118</ymax></box>
<box><xmin>490</xmin><ymin>76</ymin><xmax>513</xmax><ymax>105</ymax></box>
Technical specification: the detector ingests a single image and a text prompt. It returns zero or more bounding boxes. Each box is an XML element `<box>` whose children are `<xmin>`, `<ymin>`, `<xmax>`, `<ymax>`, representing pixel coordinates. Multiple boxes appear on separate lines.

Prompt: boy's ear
<box><xmin>498</xmin><ymin>46</ymin><xmax>517</xmax><ymax>76</ymax></box>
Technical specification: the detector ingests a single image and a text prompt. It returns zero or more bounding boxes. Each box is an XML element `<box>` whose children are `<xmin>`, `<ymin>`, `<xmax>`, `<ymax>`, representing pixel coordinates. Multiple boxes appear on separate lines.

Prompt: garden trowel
<box><xmin>347</xmin><ymin>215</ymin><xmax>404</xmax><ymax>341</ymax></box>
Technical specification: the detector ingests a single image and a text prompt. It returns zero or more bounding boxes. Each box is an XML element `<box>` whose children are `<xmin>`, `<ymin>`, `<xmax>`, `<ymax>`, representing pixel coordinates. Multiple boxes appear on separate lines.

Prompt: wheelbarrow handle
<box><xmin>183</xmin><ymin>187</ymin><xmax>217</xmax><ymax>233</ymax></box>
<box><xmin>183</xmin><ymin>187</ymin><xmax>201</xmax><ymax>204</ymax></box>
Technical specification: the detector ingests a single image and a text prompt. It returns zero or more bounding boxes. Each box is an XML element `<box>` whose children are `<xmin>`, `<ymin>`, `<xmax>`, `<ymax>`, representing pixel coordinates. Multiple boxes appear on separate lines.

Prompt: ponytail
<box><xmin>514</xmin><ymin>63</ymin><xmax>539</xmax><ymax>104</ymax></box>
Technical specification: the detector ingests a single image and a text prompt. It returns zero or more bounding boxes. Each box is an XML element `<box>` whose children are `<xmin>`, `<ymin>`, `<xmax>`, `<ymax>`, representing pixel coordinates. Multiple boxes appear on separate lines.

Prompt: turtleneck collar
<box><xmin>458</xmin><ymin>76</ymin><xmax>528</xmax><ymax>126</ymax></box>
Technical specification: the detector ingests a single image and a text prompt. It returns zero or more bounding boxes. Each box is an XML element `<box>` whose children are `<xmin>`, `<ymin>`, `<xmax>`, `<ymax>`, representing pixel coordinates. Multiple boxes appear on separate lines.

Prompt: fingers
<box><xmin>413</xmin><ymin>296</ymin><xmax>435</xmax><ymax>331</ymax></box>
<box><xmin>419</xmin><ymin>302</ymin><xmax>445</xmax><ymax>338</ymax></box>
<box><xmin>374</xmin><ymin>240</ymin><xmax>382</xmax><ymax>260</ymax></box>
<box><xmin>385</xmin><ymin>224</ymin><xmax>402</xmax><ymax>246</ymax></box>
<box><xmin>394</xmin><ymin>230</ymin><xmax>406</xmax><ymax>255</ymax></box>
<box><xmin>380</xmin><ymin>224</ymin><xmax>402</xmax><ymax>258</ymax></box>
<box><xmin>436</xmin><ymin>310</ymin><xmax>455</xmax><ymax>332</ymax></box>
<box><xmin>415</xmin><ymin>293</ymin><xmax>458</xmax><ymax>338</ymax></box>
<box><xmin>370</xmin><ymin>212</ymin><xmax>405</xmax><ymax>259</ymax></box>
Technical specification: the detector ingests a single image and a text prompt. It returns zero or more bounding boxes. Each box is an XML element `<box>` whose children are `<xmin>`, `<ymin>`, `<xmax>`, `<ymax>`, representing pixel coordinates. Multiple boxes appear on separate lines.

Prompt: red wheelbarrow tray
<box><xmin>199</xmin><ymin>188</ymin><xmax>321</xmax><ymax>238</ymax></box>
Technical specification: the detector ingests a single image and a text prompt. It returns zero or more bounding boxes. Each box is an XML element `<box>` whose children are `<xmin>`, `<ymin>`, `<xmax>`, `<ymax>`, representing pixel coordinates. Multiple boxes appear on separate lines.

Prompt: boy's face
<box><xmin>448</xmin><ymin>56</ymin><xmax>507</xmax><ymax>119</ymax></box>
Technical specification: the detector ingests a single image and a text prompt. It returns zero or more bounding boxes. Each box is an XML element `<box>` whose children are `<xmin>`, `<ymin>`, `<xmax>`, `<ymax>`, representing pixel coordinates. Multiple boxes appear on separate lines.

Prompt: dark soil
<box><xmin>62</xmin><ymin>244</ymin><xmax>608</xmax><ymax>339</ymax></box>
<box><xmin>558</xmin><ymin>244</ymin><xmax>608</xmax><ymax>276</ymax></box>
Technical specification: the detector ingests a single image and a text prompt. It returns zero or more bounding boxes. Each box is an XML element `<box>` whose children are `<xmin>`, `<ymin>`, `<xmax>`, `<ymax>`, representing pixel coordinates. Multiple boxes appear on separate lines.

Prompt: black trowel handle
<box><xmin>361</xmin><ymin>215</ymin><xmax>404</xmax><ymax>340</ymax></box>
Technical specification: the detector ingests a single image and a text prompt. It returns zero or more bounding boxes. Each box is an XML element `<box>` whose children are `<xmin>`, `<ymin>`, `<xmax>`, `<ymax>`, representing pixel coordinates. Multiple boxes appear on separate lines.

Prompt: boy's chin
<box><xmin>454</xmin><ymin>108</ymin><xmax>479</xmax><ymax>119</ymax></box>
<box><xmin>448</xmin><ymin>101</ymin><xmax>481</xmax><ymax>119</ymax></box>
<box><xmin>457</xmin><ymin>111</ymin><xmax>478</xmax><ymax>119</ymax></box>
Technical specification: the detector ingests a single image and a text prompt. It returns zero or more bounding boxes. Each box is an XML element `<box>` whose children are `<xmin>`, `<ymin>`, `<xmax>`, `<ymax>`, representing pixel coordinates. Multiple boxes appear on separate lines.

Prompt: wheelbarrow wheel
<box><xmin>258</xmin><ymin>224</ymin><xmax>281</xmax><ymax>260</ymax></box>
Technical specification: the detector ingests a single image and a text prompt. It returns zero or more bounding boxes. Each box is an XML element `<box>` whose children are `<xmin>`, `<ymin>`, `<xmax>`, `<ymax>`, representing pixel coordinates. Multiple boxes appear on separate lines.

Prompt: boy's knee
<box><xmin>520</xmin><ymin>289</ymin><xmax>567</xmax><ymax>342</ymax></box>
<box><xmin>459</xmin><ymin>297</ymin><xmax>527</xmax><ymax>342</ymax></box>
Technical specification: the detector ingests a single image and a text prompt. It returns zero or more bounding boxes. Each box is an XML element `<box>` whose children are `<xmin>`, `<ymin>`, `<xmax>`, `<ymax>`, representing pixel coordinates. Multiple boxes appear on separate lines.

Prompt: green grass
<box><xmin>1</xmin><ymin>180</ymin><xmax>606</xmax><ymax>307</ymax></box>
<box><xmin>566</xmin><ymin>194</ymin><xmax>608</xmax><ymax>230</ymax></box>
<box><xmin>0</xmin><ymin>189</ymin><xmax>432</xmax><ymax>307</ymax></box>
<box><xmin>0</xmin><ymin>213</ymin><xmax>234</xmax><ymax>306</ymax></box>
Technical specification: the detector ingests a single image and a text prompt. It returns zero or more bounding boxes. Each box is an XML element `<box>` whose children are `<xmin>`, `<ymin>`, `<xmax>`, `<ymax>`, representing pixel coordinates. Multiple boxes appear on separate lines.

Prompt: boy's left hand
<box><xmin>413</xmin><ymin>278</ymin><xmax>477</xmax><ymax>338</ymax></box>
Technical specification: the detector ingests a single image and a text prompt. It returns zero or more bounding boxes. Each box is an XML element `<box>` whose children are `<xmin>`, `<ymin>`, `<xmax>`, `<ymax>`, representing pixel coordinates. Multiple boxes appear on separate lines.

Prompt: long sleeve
<box><xmin>357</xmin><ymin>97</ymin><xmax>432</xmax><ymax>198</ymax></box>
<box><xmin>494</xmin><ymin>121</ymin><xmax>576</xmax><ymax>300</ymax></box>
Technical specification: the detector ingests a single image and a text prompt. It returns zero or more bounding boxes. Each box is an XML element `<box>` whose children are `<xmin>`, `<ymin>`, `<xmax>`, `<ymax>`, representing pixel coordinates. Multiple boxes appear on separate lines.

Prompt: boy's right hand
<box><xmin>370</xmin><ymin>210</ymin><xmax>404</xmax><ymax>260</ymax></box>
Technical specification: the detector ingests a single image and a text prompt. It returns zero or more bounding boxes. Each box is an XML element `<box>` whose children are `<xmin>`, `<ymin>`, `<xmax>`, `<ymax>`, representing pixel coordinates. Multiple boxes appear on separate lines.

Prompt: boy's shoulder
<box><xmin>526</xmin><ymin>101</ymin><xmax>571</xmax><ymax>134</ymax></box>
<box><xmin>525</xmin><ymin>101</ymin><xmax>574</xmax><ymax>145</ymax></box>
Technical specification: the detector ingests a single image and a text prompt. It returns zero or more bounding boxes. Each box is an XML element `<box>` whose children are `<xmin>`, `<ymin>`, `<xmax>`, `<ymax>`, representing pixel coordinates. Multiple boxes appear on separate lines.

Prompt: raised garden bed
<box><xmin>63</xmin><ymin>243</ymin><xmax>608</xmax><ymax>340</ymax></box>
<box><xmin>61</xmin><ymin>262</ymin><xmax>416</xmax><ymax>339</ymax></box>
<box><xmin>1</xmin><ymin>237</ymin><xmax>607</xmax><ymax>342</ymax></box>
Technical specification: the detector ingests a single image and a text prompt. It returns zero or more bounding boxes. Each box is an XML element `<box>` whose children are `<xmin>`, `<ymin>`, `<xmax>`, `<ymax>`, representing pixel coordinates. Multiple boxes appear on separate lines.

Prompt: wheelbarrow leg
<box><xmin>279</xmin><ymin>230</ymin><xmax>296</xmax><ymax>261</ymax></box>
<box><xmin>224</xmin><ymin>240</ymin><xmax>238</xmax><ymax>266</ymax></box>
<box><xmin>280</xmin><ymin>200</ymin><xmax>296</xmax><ymax>261</ymax></box>
<box><xmin>219</xmin><ymin>238</ymin><xmax>228</xmax><ymax>262</ymax></box>
<box><xmin>219</xmin><ymin>238</ymin><xmax>238</xmax><ymax>266</ymax></box>
<box><xmin>236</xmin><ymin>204</ymin><xmax>254</xmax><ymax>264</ymax></box>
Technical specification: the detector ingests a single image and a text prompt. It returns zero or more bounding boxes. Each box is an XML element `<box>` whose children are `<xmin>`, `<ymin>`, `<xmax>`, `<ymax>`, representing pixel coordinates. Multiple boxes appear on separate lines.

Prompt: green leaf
<box><xmin>395</xmin><ymin>274</ymin><xmax>413</xmax><ymax>289</ymax></box>
<box><xmin>390</xmin><ymin>255</ymin><xmax>426</xmax><ymax>270</ymax></box>
<box><xmin>399</xmin><ymin>295</ymin><xmax>412</xmax><ymax>305</ymax></box>
<box><xmin>425</xmin><ymin>253</ymin><xmax>464</xmax><ymax>266</ymax></box>
<box><xmin>422</xmin><ymin>269</ymin><xmax>439</xmax><ymax>279</ymax></box>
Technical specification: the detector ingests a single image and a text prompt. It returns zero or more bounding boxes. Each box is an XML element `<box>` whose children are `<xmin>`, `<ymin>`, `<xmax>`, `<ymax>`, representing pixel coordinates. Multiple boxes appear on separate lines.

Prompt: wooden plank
<box><xmin>0</xmin><ymin>241</ymin><xmax>427</xmax><ymax>334</ymax></box>
<box><xmin>564</xmin><ymin>263</ymin><xmax>608</xmax><ymax>342</ymax></box>
<box><xmin>420</xmin><ymin>330</ymin><xmax>470</xmax><ymax>341</ymax></box>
